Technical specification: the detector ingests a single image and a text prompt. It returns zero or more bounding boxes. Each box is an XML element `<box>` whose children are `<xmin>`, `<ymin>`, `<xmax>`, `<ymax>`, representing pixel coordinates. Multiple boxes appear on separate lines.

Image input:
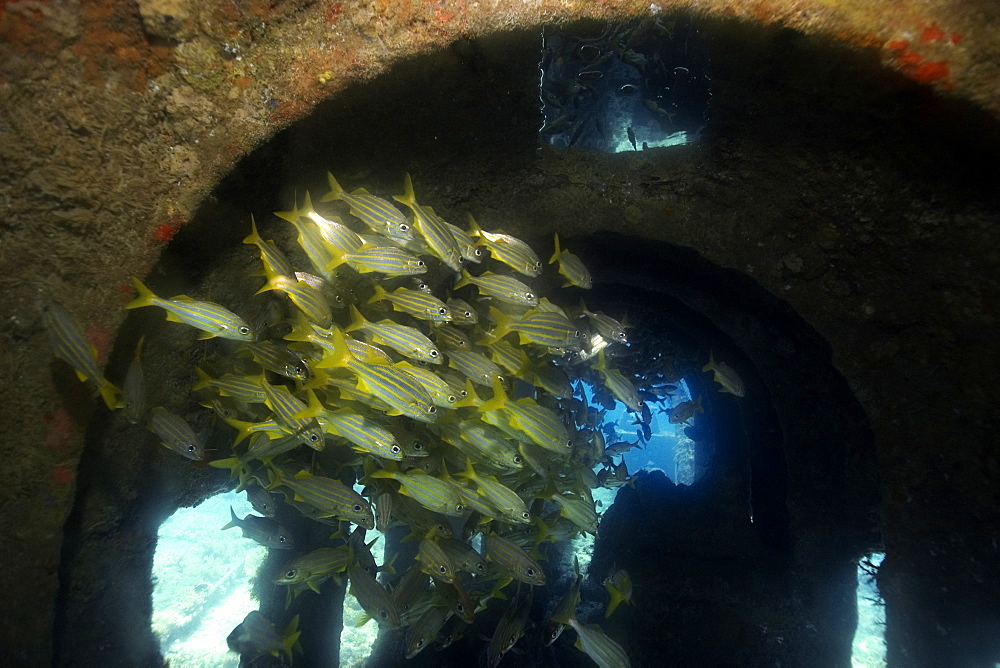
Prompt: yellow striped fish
<box><xmin>39</xmin><ymin>304</ymin><xmax>110</xmax><ymax>402</ymax></box>
<box><xmin>549</xmin><ymin>233</ymin><xmax>593</xmax><ymax>289</ymax></box>
<box><xmin>256</xmin><ymin>275</ymin><xmax>333</xmax><ymax>329</ymax></box>
<box><xmin>274</xmin><ymin>192</ymin><xmax>338</xmax><ymax>280</ymax></box>
<box><xmin>394</xmin><ymin>175</ymin><xmax>463</xmax><ymax>271</ymax></box>
<box><xmin>149</xmin><ymin>407</ymin><xmax>204</xmax><ymax>460</ymax></box>
<box><xmin>367</xmin><ymin>468</ymin><xmax>466</xmax><ymax>517</ymax></box>
<box><xmin>244</xmin><ymin>214</ymin><xmax>295</xmax><ymax>279</ymax></box>
<box><xmin>483</xmin><ymin>533</ymin><xmax>545</xmax><ymax>585</ymax></box>
<box><xmin>367</xmin><ymin>284</ymin><xmax>452</xmax><ymax>322</ymax></box>
<box><xmin>467</xmin><ymin>214</ymin><xmax>543</xmax><ymax>278</ymax></box>
<box><xmin>348</xmin><ymin>561</ymin><xmax>401</xmax><ymax>628</ymax></box>
<box><xmin>454</xmin><ymin>269</ymin><xmax>538</xmax><ymax>307</ymax></box>
<box><xmin>125</xmin><ymin>277</ymin><xmax>254</xmax><ymax>341</ymax></box>
<box><xmin>269</xmin><ymin>468</ymin><xmax>374</xmax><ymax>529</ymax></box>
<box><xmin>323</xmin><ymin>173</ymin><xmax>414</xmax><ymax>243</ymax></box>
<box><xmin>346</xmin><ymin>305</ymin><xmax>441</xmax><ymax>364</ymax></box>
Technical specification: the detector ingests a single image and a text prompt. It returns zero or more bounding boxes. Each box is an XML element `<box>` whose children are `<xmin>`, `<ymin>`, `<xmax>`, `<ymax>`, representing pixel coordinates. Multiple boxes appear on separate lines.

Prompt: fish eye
<box><xmin>428</xmin><ymin>405</ymin><xmax>437</xmax><ymax>413</ymax></box>
<box><xmin>448</xmin><ymin>395</ymin><xmax>457</xmax><ymax>403</ymax></box>
<box><xmin>380</xmin><ymin>610</ymin><xmax>389</xmax><ymax>619</ymax></box>
<box><xmin>438</xmin><ymin>565</ymin><xmax>447</xmax><ymax>573</ymax></box>
<box><xmin>566</xmin><ymin>439</ymin><xmax>572</xmax><ymax>447</ymax></box>
<box><xmin>353</xmin><ymin>504</ymin><xmax>363</xmax><ymax>512</ymax></box>
<box><xmin>309</xmin><ymin>433</ymin><xmax>319</xmax><ymax>442</ymax></box>
<box><xmin>239</xmin><ymin>326</ymin><xmax>250</xmax><ymax>335</ymax></box>
<box><xmin>416</xmin><ymin>260</ymin><xmax>426</xmax><ymax>267</ymax></box>
<box><xmin>574</xmin><ymin>330</ymin><xmax>582</xmax><ymax>337</ymax></box>
<box><xmin>513</xmin><ymin>455</ymin><xmax>523</xmax><ymax>464</ymax></box>
<box><xmin>429</xmin><ymin>349</ymin><xmax>439</xmax><ymax>358</ymax></box>
<box><xmin>438</xmin><ymin>307</ymin><xmax>448</xmax><ymax>314</ymax></box>
<box><xmin>460</xmin><ymin>389</ymin><xmax>467</xmax><ymax>397</ymax></box>
<box><xmin>619</xmin><ymin>84</ymin><xmax>638</xmax><ymax>95</ymax></box>
<box><xmin>391</xmin><ymin>445</ymin><xmax>401</xmax><ymax>454</ymax></box>
<box><xmin>399</xmin><ymin>223</ymin><xmax>409</xmax><ymax>232</ymax></box>
<box><xmin>463</xmin><ymin>310</ymin><xmax>472</xmax><ymax>318</ymax></box>
<box><xmin>474</xmin><ymin>248</ymin><xmax>482</xmax><ymax>257</ymax></box>
<box><xmin>533</xmin><ymin>261</ymin><xmax>542</xmax><ymax>271</ymax></box>
<box><xmin>412</xmin><ymin>441</ymin><xmax>423</xmax><ymax>450</ymax></box>
<box><xmin>476</xmin><ymin>563</ymin><xmax>485</xmax><ymax>572</ymax></box>
<box><xmin>279</xmin><ymin>535</ymin><xmax>287</xmax><ymax>543</ymax></box>
<box><xmin>286</xmin><ymin>569</ymin><xmax>297</xmax><ymax>578</ymax></box>
<box><xmin>521</xmin><ymin>512</ymin><xmax>530</xmax><ymax>520</ymax></box>
<box><xmin>456</xmin><ymin>503</ymin><xmax>465</xmax><ymax>512</ymax></box>
<box><xmin>524</xmin><ymin>292</ymin><xmax>535</xmax><ymax>301</ymax></box>
<box><xmin>526</xmin><ymin>568</ymin><xmax>536</xmax><ymax>576</ymax></box>
<box><xmin>186</xmin><ymin>444</ymin><xmax>196</xmax><ymax>454</ymax></box>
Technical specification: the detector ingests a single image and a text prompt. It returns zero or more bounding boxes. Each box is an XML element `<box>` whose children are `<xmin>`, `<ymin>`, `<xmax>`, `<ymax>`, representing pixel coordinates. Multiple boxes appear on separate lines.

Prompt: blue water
<box><xmin>852</xmin><ymin>552</ymin><xmax>887</xmax><ymax>667</ymax></box>
<box><xmin>152</xmin><ymin>489</ymin><xmax>267</xmax><ymax>667</ymax></box>
<box><xmin>583</xmin><ymin>378</ymin><xmax>697</xmax><ymax>485</ymax></box>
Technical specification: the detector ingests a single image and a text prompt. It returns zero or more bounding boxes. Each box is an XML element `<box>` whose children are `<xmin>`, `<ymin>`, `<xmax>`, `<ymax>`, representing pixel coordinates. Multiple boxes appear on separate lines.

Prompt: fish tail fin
<box><xmin>366</xmin><ymin>283</ymin><xmax>387</xmax><ymax>304</ymax></box>
<box><xmin>254</xmin><ymin>275</ymin><xmax>279</xmax><ymax>296</ymax></box>
<box><xmin>478</xmin><ymin>376</ymin><xmax>508</xmax><ymax>413</ymax></box>
<box><xmin>208</xmin><ymin>456</ymin><xmax>245</xmax><ymax>480</ymax></box>
<box><xmin>293</xmin><ymin>388</ymin><xmax>324</xmax><ymax>420</ymax></box>
<box><xmin>702</xmin><ymin>352</ymin><xmax>715</xmax><ymax>373</ymax></box>
<box><xmin>457</xmin><ymin>457</ymin><xmax>477</xmax><ymax>481</ymax></box>
<box><xmin>484</xmin><ymin>306</ymin><xmax>512</xmax><ymax>343</ymax></box>
<box><xmin>283</xmin><ymin>311</ymin><xmax>314</xmax><ymax>342</ymax></box>
<box><xmin>223</xmin><ymin>416</ymin><xmax>257</xmax><ymax>447</ymax></box>
<box><xmin>392</xmin><ymin>173</ymin><xmax>417</xmax><ymax>207</ymax></box>
<box><xmin>466</xmin><ymin>213</ymin><xmax>483</xmax><ymax>240</ymax></box>
<box><xmin>221</xmin><ymin>506</ymin><xmax>239</xmax><ymax>531</ymax></box>
<box><xmin>549</xmin><ymin>233</ymin><xmax>561</xmax><ymax>264</ymax></box>
<box><xmin>321</xmin><ymin>172</ymin><xmax>345</xmax><ymax>202</ymax></box>
<box><xmin>98</xmin><ymin>379</ymin><xmax>124</xmax><ymax>410</ymax></box>
<box><xmin>695</xmin><ymin>395</ymin><xmax>704</xmax><ymax>413</ymax></box>
<box><xmin>550</xmin><ymin>606</ymin><xmax>577</xmax><ymax>626</ymax></box>
<box><xmin>453</xmin><ymin>379</ymin><xmax>481</xmax><ymax>408</ymax></box>
<box><xmin>282</xmin><ymin>615</ymin><xmax>301</xmax><ymax>662</ymax></box>
<box><xmin>604</xmin><ymin>585</ymin><xmax>622</xmax><ymax>618</ymax></box>
<box><xmin>315</xmin><ymin>326</ymin><xmax>351</xmax><ymax>369</ymax></box>
<box><xmin>192</xmin><ymin>367</ymin><xmax>212</xmax><ymax>391</ymax></box>
<box><xmin>593</xmin><ymin>348</ymin><xmax>607</xmax><ymax>372</ymax></box>
<box><xmin>125</xmin><ymin>277</ymin><xmax>157</xmax><ymax>310</ymax></box>
<box><xmin>453</xmin><ymin>268</ymin><xmax>472</xmax><ymax>290</ymax></box>
<box><xmin>324</xmin><ymin>246</ymin><xmax>348</xmax><ymax>273</ymax></box>
<box><xmin>242</xmin><ymin>214</ymin><xmax>262</xmax><ymax>246</ymax></box>
<box><xmin>533</xmin><ymin>515</ymin><xmax>551</xmax><ymax>544</ymax></box>
<box><xmin>345</xmin><ymin>304</ymin><xmax>366</xmax><ymax>333</ymax></box>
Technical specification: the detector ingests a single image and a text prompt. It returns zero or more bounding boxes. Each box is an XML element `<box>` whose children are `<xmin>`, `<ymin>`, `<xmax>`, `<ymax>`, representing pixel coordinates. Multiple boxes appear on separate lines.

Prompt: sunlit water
<box><xmin>152</xmin><ymin>490</ymin><xmax>266</xmax><ymax>667</ymax></box>
<box><xmin>852</xmin><ymin>552</ymin><xmax>887</xmax><ymax>668</ymax></box>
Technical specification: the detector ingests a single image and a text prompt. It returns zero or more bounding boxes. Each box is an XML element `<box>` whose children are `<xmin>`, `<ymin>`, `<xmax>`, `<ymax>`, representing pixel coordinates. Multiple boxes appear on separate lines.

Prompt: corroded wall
<box><xmin>1</xmin><ymin>0</ymin><xmax>998</xmax><ymax>664</ymax></box>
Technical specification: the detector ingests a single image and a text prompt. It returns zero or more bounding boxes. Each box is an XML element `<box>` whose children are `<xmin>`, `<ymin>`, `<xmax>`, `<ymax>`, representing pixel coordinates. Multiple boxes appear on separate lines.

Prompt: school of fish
<box><xmin>44</xmin><ymin>173</ymin><xmax>746</xmax><ymax>666</ymax></box>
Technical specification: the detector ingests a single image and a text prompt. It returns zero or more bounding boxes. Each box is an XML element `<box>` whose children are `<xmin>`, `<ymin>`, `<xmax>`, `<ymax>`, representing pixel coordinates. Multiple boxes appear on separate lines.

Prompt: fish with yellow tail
<box><xmin>603</xmin><ymin>568</ymin><xmax>633</xmax><ymax>617</ymax></box>
<box><xmin>544</xmin><ymin>556</ymin><xmax>582</xmax><ymax>646</ymax></box>
<box><xmin>703</xmin><ymin>352</ymin><xmax>746</xmax><ymax>397</ymax></box>
<box><xmin>42</xmin><ymin>302</ymin><xmax>123</xmax><ymax>410</ymax></box>
<box><xmin>550</xmin><ymin>607</ymin><xmax>631</xmax><ymax>668</ymax></box>
<box><xmin>668</xmin><ymin>395</ymin><xmax>704</xmax><ymax>424</ymax></box>
<box><xmin>487</xmin><ymin>584</ymin><xmax>533</xmax><ymax>668</ymax></box>
<box><xmin>125</xmin><ymin>277</ymin><xmax>254</xmax><ymax>341</ymax></box>
<box><xmin>549</xmin><ymin>232</ymin><xmax>593</xmax><ymax>289</ymax></box>
<box><xmin>226</xmin><ymin>611</ymin><xmax>300</xmax><ymax>662</ymax></box>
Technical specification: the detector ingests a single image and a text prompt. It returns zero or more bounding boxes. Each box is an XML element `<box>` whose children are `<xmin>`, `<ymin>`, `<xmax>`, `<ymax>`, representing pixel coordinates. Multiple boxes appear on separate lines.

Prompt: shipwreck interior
<box><xmin>29</xmin><ymin>10</ymin><xmax>999</xmax><ymax>668</ymax></box>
